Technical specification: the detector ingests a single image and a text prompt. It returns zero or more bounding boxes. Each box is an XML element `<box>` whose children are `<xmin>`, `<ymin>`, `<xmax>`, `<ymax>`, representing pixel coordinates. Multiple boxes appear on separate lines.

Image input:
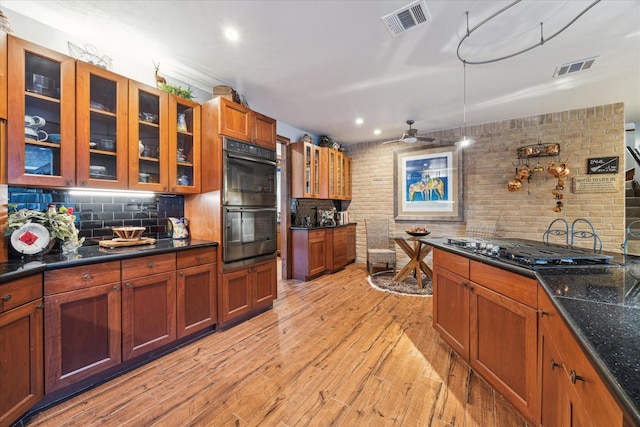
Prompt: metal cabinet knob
<box><xmin>570</xmin><ymin>370</ymin><xmax>585</xmax><ymax>384</ymax></box>
<box><xmin>126</xmin><ymin>283</ymin><xmax>133</xmax><ymax>289</ymax></box>
<box><xmin>82</xmin><ymin>274</ymin><xmax>91</xmax><ymax>281</ymax></box>
<box><xmin>149</xmin><ymin>262</ymin><xmax>155</xmax><ymax>268</ymax></box>
<box><xmin>2</xmin><ymin>294</ymin><xmax>12</xmax><ymax>302</ymax></box>
<box><xmin>550</xmin><ymin>359</ymin><xmax>561</xmax><ymax>370</ymax></box>
<box><xmin>113</xmin><ymin>285</ymin><xmax>120</xmax><ymax>291</ymax></box>
<box><xmin>540</xmin><ymin>309</ymin><xmax>548</xmax><ymax>317</ymax></box>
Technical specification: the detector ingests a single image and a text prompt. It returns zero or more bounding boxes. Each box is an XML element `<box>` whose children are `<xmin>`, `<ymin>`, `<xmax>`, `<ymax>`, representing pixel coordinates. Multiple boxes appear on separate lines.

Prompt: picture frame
<box><xmin>394</xmin><ymin>144</ymin><xmax>463</xmax><ymax>222</ymax></box>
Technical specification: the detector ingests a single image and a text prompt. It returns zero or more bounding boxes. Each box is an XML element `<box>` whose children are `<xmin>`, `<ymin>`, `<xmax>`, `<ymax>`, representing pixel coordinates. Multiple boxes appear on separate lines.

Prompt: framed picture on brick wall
<box><xmin>393</xmin><ymin>144</ymin><xmax>463</xmax><ymax>222</ymax></box>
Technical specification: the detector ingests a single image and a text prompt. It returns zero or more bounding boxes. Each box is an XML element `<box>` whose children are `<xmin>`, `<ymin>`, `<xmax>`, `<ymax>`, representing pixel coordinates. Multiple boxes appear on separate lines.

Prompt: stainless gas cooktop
<box><xmin>444</xmin><ymin>238</ymin><xmax>613</xmax><ymax>269</ymax></box>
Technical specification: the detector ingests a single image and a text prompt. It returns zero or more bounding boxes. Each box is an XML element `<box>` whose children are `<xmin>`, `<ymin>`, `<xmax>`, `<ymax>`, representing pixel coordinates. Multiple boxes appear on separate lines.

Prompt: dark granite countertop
<box><xmin>290</xmin><ymin>222</ymin><xmax>356</xmax><ymax>230</ymax></box>
<box><xmin>426</xmin><ymin>237</ymin><xmax>640</xmax><ymax>426</ymax></box>
<box><xmin>0</xmin><ymin>238</ymin><xmax>218</xmax><ymax>284</ymax></box>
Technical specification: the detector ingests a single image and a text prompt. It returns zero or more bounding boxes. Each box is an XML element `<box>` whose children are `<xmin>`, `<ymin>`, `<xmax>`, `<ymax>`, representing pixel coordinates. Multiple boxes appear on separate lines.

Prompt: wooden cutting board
<box><xmin>99</xmin><ymin>237</ymin><xmax>156</xmax><ymax>248</ymax></box>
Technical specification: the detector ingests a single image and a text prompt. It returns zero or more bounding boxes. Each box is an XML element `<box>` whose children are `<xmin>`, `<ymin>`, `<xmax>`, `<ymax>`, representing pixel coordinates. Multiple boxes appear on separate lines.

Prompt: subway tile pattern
<box><xmin>8</xmin><ymin>187</ymin><xmax>185</xmax><ymax>244</ymax></box>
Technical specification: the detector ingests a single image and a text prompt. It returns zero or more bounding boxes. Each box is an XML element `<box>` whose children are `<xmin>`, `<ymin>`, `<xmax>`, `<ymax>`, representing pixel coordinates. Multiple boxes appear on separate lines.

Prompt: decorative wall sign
<box><xmin>587</xmin><ymin>157</ymin><xmax>619</xmax><ymax>174</ymax></box>
<box><xmin>572</xmin><ymin>175</ymin><xmax>619</xmax><ymax>193</ymax></box>
<box><xmin>394</xmin><ymin>144</ymin><xmax>463</xmax><ymax>221</ymax></box>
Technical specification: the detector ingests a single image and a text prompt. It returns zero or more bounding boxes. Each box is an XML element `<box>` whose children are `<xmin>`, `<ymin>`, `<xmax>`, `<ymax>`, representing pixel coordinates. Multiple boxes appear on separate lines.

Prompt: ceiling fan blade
<box><xmin>416</xmin><ymin>136</ymin><xmax>436</xmax><ymax>142</ymax></box>
<box><xmin>382</xmin><ymin>139</ymin><xmax>401</xmax><ymax>145</ymax></box>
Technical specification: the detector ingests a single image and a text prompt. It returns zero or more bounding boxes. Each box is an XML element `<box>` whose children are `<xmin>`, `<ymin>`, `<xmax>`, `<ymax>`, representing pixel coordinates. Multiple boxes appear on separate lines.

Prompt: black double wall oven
<box><xmin>222</xmin><ymin>137</ymin><xmax>277</xmax><ymax>268</ymax></box>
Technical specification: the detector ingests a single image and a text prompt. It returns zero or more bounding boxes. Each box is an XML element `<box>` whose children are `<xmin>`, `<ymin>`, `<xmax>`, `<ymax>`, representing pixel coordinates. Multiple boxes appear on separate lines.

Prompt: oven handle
<box><xmin>226</xmin><ymin>151</ymin><xmax>276</xmax><ymax>167</ymax></box>
<box><xmin>225</xmin><ymin>207</ymin><xmax>277</xmax><ymax>214</ymax></box>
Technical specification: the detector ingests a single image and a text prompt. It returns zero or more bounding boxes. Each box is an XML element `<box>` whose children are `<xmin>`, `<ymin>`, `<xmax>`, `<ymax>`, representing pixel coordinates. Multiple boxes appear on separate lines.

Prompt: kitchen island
<box><xmin>427</xmin><ymin>237</ymin><xmax>639</xmax><ymax>427</ymax></box>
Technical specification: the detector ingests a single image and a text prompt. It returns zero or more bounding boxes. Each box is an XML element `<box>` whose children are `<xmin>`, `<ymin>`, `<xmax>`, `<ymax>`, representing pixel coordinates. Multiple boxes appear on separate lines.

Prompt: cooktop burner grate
<box><xmin>445</xmin><ymin>238</ymin><xmax>613</xmax><ymax>268</ymax></box>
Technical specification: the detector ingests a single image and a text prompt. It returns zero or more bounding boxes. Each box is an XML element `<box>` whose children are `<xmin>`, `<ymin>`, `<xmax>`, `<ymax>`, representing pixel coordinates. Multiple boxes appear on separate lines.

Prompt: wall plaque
<box><xmin>572</xmin><ymin>175</ymin><xmax>619</xmax><ymax>193</ymax></box>
<box><xmin>587</xmin><ymin>156</ymin><xmax>619</xmax><ymax>174</ymax></box>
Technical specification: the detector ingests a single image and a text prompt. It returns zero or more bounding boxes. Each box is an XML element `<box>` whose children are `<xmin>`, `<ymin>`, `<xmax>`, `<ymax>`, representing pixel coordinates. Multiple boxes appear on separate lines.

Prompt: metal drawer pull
<box><xmin>82</xmin><ymin>274</ymin><xmax>91</xmax><ymax>281</ymax></box>
<box><xmin>196</xmin><ymin>255</ymin><xmax>202</xmax><ymax>261</ymax></box>
<box><xmin>180</xmin><ymin>272</ymin><xmax>185</xmax><ymax>276</ymax></box>
<box><xmin>550</xmin><ymin>359</ymin><xmax>561</xmax><ymax>370</ymax></box>
<box><xmin>126</xmin><ymin>283</ymin><xmax>133</xmax><ymax>289</ymax></box>
<box><xmin>540</xmin><ymin>309</ymin><xmax>548</xmax><ymax>317</ymax></box>
<box><xmin>570</xmin><ymin>370</ymin><xmax>585</xmax><ymax>383</ymax></box>
<box><xmin>149</xmin><ymin>262</ymin><xmax>155</xmax><ymax>268</ymax></box>
<box><xmin>2</xmin><ymin>294</ymin><xmax>12</xmax><ymax>302</ymax></box>
<box><xmin>113</xmin><ymin>285</ymin><xmax>120</xmax><ymax>291</ymax></box>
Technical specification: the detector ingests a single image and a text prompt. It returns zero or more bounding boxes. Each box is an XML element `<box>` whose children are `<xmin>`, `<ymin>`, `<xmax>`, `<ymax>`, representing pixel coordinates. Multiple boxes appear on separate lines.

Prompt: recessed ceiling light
<box><xmin>355</xmin><ymin>118</ymin><xmax>364</xmax><ymax>125</ymax></box>
<box><xmin>224</xmin><ymin>28</ymin><xmax>240</xmax><ymax>41</ymax></box>
<box><xmin>374</xmin><ymin>129</ymin><xmax>381</xmax><ymax>135</ymax></box>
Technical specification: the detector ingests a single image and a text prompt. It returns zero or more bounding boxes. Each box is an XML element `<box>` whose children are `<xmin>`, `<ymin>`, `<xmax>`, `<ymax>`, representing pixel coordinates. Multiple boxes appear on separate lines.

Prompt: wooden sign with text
<box><xmin>572</xmin><ymin>175</ymin><xmax>619</xmax><ymax>193</ymax></box>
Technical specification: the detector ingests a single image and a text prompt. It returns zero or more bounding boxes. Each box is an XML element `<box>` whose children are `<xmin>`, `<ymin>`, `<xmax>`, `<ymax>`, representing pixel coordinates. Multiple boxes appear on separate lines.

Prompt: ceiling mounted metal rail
<box><xmin>457</xmin><ymin>0</ymin><xmax>602</xmax><ymax>65</ymax></box>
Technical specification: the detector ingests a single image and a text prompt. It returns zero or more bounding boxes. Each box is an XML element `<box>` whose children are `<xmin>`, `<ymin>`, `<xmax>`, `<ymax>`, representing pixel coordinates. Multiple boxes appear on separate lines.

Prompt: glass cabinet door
<box><xmin>7</xmin><ymin>36</ymin><xmax>76</xmax><ymax>187</ymax></box>
<box><xmin>304</xmin><ymin>143</ymin><xmax>312</xmax><ymax>197</ymax></box>
<box><xmin>169</xmin><ymin>96</ymin><xmax>200</xmax><ymax>193</ymax></box>
<box><xmin>76</xmin><ymin>61</ymin><xmax>128</xmax><ymax>189</ymax></box>
<box><xmin>328</xmin><ymin>149</ymin><xmax>336</xmax><ymax>199</ymax></box>
<box><xmin>128</xmin><ymin>81</ymin><xmax>168</xmax><ymax>192</ymax></box>
<box><xmin>312</xmin><ymin>145</ymin><xmax>320</xmax><ymax>197</ymax></box>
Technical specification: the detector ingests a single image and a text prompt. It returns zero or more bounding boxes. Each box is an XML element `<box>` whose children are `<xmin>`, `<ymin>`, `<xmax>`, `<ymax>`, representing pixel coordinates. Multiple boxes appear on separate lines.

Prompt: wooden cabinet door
<box><xmin>177</xmin><ymin>263</ymin><xmax>217</xmax><ymax>339</ymax></box>
<box><xmin>343</xmin><ymin>156</ymin><xmax>352</xmax><ymax>200</ymax></box>
<box><xmin>168</xmin><ymin>95</ymin><xmax>200</xmax><ymax>194</ymax></box>
<box><xmin>470</xmin><ymin>283</ymin><xmax>538</xmax><ymax>423</ymax></box>
<box><xmin>44</xmin><ymin>283</ymin><xmax>121</xmax><ymax>392</ymax></box>
<box><xmin>345</xmin><ymin>224</ymin><xmax>356</xmax><ymax>263</ymax></box>
<box><xmin>7</xmin><ymin>35</ymin><xmax>76</xmax><ymax>187</ymax></box>
<box><xmin>218</xmin><ymin>98</ymin><xmax>250</xmax><ymax>141</ymax></box>
<box><xmin>122</xmin><ymin>271</ymin><xmax>176</xmax><ymax>360</ymax></box>
<box><xmin>75</xmin><ymin>61</ymin><xmax>129</xmax><ymax>189</ymax></box>
<box><xmin>539</xmin><ymin>324</ymin><xmax>565</xmax><ymax>427</ymax></box>
<box><xmin>432</xmin><ymin>265</ymin><xmax>470</xmax><ymax>360</ymax></box>
<box><xmin>308</xmin><ymin>232</ymin><xmax>326</xmax><ymax>277</ymax></box>
<box><xmin>0</xmin><ymin>300</ymin><xmax>43</xmax><ymax>427</ymax></box>
<box><xmin>251</xmin><ymin>111</ymin><xmax>276</xmax><ymax>150</ymax></box>
<box><xmin>220</xmin><ymin>267</ymin><xmax>252</xmax><ymax>322</ymax></box>
<box><xmin>332</xmin><ymin>227</ymin><xmax>348</xmax><ymax>269</ymax></box>
<box><xmin>327</xmin><ymin>149</ymin><xmax>337</xmax><ymax>199</ymax></box>
<box><xmin>253</xmin><ymin>259</ymin><xmax>277</xmax><ymax>309</ymax></box>
<box><xmin>128</xmin><ymin>80</ymin><xmax>169</xmax><ymax>192</ymax></box>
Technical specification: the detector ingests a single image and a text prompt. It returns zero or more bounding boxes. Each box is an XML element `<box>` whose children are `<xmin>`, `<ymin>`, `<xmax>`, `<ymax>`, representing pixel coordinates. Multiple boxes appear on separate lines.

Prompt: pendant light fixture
<box><xmin>456</xmin><ymin>60</ymin><xmax>475</xmax><ymax>147</ymax></box>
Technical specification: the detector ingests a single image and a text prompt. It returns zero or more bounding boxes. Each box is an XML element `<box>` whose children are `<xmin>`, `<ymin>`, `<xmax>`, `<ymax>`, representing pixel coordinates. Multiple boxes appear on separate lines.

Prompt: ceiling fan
<box><xmin>382</xmin><ymin>120</ymin><xmax>436</xmax><ymax>144</ymax></box>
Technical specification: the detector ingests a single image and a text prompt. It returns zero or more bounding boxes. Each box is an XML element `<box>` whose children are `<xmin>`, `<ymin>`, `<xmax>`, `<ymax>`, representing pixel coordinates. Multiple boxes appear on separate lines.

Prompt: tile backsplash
<box><xmin>8</xmin><ymin>187</ymin><xmax>185</xmax><ymax>243</ymax></box>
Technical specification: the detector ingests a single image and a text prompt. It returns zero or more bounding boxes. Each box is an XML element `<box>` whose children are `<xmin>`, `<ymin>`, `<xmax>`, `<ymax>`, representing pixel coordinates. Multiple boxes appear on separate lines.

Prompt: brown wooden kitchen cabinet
<box><xmin>128</xmin><ymin>80</ymin><xmax>169</xmax><ymax>192</ymax></box>
<box><xmin>433</xmin><ymin>249</ymin><xmax>539</xmax><ymax>423</ymax></box>
<box><xmin>176</xmin><ymin>247</ymin><xmax>217</xmax><ymax>338</ymax></box>
<box><xmin>291</xmin><ymin>228</ymin><xmax>327</xmax><ymax>280</ymax></box>
<box><xmin>204</xmin><ymin>97</ymin><xmax>276</xmax><ymax>149</ymax></box>
<box><xmin>7</xmin><ymin>35</ymin><xmax>76</xmax><ymax>187</ymax></box>
<box><xmin>0</xmin><ymin>274</ymin><xmax>43</xmax><ymax>427</ymax></box>
<box><xmin>327</xmin><ymin>148</ymin><xmax>352</xmax><ymax>200</ymax></box>
<box><xmin>326</xmin><ymin>226</ymin><xmax>347</xmax><ymax>272</ymax></box>
<box><xmin>291</xmin><ymin>141</ymin><xmax>327</xmax><ymax>199</ymax></box>
<box><xmin>169</xmin><ymin>96</ymin><xmax>201</xmax><ymax>194</ymax></box>
<box><xmin>121</xmin><ymin>253</ymin><xmax>177</xmax><ymax>360</ymax></box>
<box><xmin>0</xmin><ymin>30</ymin><xmax>7</xmax><ymax>120</ymax></box>
<box><xmin>345</xmin><ymin>224</ymin><xmax>356</xmax><ymax>264</ymax></box>
<box><xmin>75</xmin><ymin>60</ymin><xmax>129</xmax><ymax>189</ymax></box>
<box><xmin>538</xmin><ymin>288</ymin><xmax>623</xmax><ymax>427</ymax></box>
<box><xmin>44</xmin><ymin>261</ymin><xmax>122</xmax><ymax>392</ymax></box>
<box><xmin>220</xmin><ymin>258</ymin><xmax>277</xmax><ymax>324</ymax></box>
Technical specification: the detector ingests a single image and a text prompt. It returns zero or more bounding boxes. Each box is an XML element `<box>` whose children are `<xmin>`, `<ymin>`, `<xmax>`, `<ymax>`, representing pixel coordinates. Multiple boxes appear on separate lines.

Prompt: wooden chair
<box><xmin>365</xmin><ymin>218</ymin><xmax>396</xmax><ymax>275</ymax></box>
<box><xmin>465</xmin><ymin>219</ymin><xmax>497</xmax><ymax>238</ymax></box>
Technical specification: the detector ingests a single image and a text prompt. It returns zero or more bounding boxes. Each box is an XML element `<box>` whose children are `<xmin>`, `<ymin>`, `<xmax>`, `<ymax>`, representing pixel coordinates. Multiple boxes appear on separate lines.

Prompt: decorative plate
<box><xmin>11</xmin><ymin>223</ymin><xmax>51</xmax><ymax>255</ymax></box>
<box><xmin>406</xmin><ymin>231</ymin><xmax>430</xmax><ymax>237</ymax></box>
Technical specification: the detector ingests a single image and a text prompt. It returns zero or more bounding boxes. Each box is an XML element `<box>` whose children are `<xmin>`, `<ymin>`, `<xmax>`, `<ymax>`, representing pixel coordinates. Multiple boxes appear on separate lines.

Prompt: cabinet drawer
<box><xmin>177</xmin><ymin>247</ymin><xmax>217</xmax><ymax>269</ymax></box>
<box><xmin>470</xmin><ymin>261</ymin><xmax>537</xmax><ymax>308</ymax></box>
<box><xmin>433</xmin><ymin>249</ymin><xmax>469</xmax><ymax>278</ymax></box>
<box><xmin>308</xmin><ymin>230</ymin><xmax>325</xmax><ymax>241</ymax></box>
<box><xmin>122</xmin><ymin>253</ymin><xmax>176</xmax><ymax>281</ymax></box>
<box><xmin>45</xmin><ymin>262</ymin><xmax>120</xmax><ymax>295</ymax></box>
<box><xmin>0</xmin><ymin>274</ymin><xmax>42</xmax><ymax>312</ymax></box>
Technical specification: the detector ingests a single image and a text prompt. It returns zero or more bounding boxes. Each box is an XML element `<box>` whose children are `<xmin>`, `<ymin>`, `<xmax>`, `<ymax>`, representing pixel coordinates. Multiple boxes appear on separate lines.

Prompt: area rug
<box><xmin>367</xmin><ymin>270</ymin><xmax>433</xmax><ymax>297</ymax></box>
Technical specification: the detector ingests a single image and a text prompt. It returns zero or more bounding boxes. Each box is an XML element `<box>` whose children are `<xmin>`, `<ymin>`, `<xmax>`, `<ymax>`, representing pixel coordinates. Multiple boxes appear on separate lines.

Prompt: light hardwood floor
<box><xmin>26</xmin><ymin>262</ymin><xmax>532</xmax><ymax>426</ymax></box>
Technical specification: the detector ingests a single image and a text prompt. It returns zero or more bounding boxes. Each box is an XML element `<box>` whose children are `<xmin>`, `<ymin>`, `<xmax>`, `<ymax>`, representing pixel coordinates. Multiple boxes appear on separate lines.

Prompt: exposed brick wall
<box><xmin>346</xmin><ymin>103</ymin><xmax>626</xmax><ymax>265</ymax></box>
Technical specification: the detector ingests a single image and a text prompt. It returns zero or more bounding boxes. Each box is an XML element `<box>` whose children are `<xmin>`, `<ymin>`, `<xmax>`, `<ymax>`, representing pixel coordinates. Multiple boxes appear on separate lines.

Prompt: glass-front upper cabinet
<box><xmin>76</xmin><ymin>61</ymin><xmax>128</xmax><ymax>189</ymax></box>
<box><xmin>128</xmin><ymin>80</ymin><xmax>168</xmax><ymax>192</ymax></box>
<box><xmin>169</xmin><ymin>96</ymin><xmax>200</xmax><ymax>194</ymax></box>
<box><xmin>7</xmin><ymin>36</ymin><xmax>76</xmax><ymax>187</ymax></box>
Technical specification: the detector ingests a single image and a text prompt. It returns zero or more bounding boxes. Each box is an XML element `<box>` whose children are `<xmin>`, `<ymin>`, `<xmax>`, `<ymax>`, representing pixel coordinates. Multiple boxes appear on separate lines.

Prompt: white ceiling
<box><xmin>3</xmin><ymin>0</ymin><xmax>640</xmax><ymax>145</ymax></box>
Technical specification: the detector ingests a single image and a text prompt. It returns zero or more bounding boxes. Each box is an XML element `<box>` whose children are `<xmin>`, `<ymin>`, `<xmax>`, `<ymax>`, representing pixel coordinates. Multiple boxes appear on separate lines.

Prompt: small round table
<box><xmin>392</xmin><ymin>236</ymin><xmax>433</xmax><ymax>289</ymax></box>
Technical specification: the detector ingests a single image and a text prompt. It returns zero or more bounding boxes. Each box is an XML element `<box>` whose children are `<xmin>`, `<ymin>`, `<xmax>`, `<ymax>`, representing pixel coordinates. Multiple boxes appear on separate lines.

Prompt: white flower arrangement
<box><xmin>5</xmin><ymin>206</ymin><xmax>84</xmax><ymax>248</ymax></box>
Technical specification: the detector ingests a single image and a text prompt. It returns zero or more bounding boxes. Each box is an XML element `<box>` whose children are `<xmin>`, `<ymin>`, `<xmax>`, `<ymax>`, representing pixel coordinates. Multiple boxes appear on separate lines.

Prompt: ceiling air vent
<box><xmin>381</xmin><ymin>0</ymin><xmax>431</xmax><ymax>38</ymax></box>
<box><xmin>553</xmin><ymin>56</ymin><xmax>598</xmax><ymax>78</ymax></box>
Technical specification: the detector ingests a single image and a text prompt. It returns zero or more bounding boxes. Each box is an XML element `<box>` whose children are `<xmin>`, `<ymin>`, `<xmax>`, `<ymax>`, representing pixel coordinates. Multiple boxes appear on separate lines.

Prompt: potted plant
<box><xmin>5</xmin><ymin>205</ymin><xmax>84</xmax><ymax>254</ymax></box>
<box><xmin>158</xmin><ymin>82</ymin><xmax>195</xmax><ymax>101</ymax></box>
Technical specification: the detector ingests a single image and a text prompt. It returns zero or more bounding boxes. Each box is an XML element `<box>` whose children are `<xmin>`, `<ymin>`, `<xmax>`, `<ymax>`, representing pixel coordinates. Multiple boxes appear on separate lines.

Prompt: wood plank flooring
<box><xmin>26</xmin><ymin>262</ymin><xmax>532</xmax><ymax>426</ymax></box>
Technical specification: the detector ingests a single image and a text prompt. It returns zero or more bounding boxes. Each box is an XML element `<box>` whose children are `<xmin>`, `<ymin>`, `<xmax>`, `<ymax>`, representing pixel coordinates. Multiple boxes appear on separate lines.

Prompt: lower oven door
<box><xmin>223</xmin><ymin>207</ymin><xmax>277</xmax><ymax>263</ymax></box>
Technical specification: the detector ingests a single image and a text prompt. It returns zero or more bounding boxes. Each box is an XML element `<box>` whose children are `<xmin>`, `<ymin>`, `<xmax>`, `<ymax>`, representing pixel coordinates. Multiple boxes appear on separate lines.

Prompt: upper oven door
<box><xmin>223</xmin><ymin>148</ymin><xmax>277</xmax><ymax>207</ymax></box>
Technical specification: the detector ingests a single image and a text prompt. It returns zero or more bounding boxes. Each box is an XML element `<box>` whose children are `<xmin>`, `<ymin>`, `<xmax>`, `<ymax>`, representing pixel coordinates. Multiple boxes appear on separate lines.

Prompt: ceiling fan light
<box><xmin>403</xmin><ymin>136</ymin><xmax>418</xmax><ymax>144</ymax></box>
